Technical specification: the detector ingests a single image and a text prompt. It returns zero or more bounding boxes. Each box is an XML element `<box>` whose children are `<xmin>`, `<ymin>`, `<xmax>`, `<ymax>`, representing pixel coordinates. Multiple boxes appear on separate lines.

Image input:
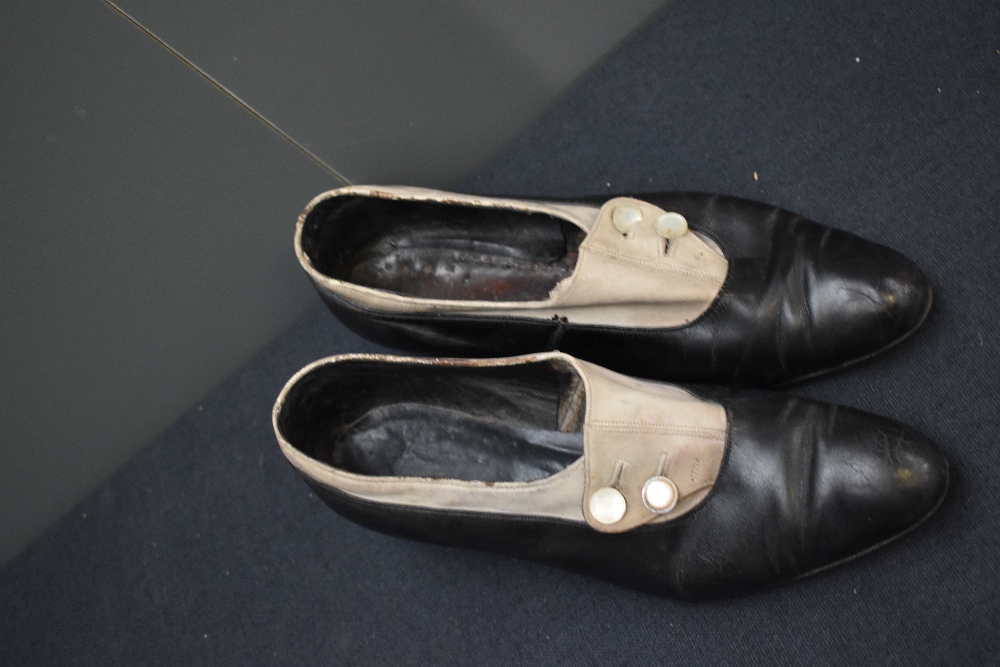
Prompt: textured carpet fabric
<box><xmin>3</xmin><ymin>0</ymin><xmax>999</xmax><ymax>664</ymax></box>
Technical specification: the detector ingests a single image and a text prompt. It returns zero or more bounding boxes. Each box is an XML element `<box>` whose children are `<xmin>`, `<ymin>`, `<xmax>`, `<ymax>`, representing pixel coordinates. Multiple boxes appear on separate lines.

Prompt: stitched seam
<box><xmin>610</xmin><ymin>458</ymin><xmax>628</xmax><ymax>488</ymax></box>
<box><xmin>587</xmin><ymin>245</ymin><xmax>725</xmax><ymax>285</ymax></box>
<box><xmin>545</xmin><ymin>317</ymin><xmax>566</xmax><ymax>350</ymax></box>
<box><xmin>588</xmin><ymin>421</ymin><xmax>726</xmax><ymax>438</ymax></box>
<box><xmin>657</xmin><ymin>451</ymin><xmax>671</xmax><ymax>476</ymax></box>
<box><xmin>682</xmin><ymin>481</ymin><xmax>715</xmax><ymax>497</ymax></box>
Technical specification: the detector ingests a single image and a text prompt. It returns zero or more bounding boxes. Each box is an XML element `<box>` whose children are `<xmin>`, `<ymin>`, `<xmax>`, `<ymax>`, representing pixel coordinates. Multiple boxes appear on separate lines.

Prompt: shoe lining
<box><xmin>300</xmin><ymin>196</ymin><xmax>585</xmax><ymax>302</ymax></box>
<box><xmin>278</xmin><ymin>359</ymin><xmax>584</xmax><ymax>483</ymax></box>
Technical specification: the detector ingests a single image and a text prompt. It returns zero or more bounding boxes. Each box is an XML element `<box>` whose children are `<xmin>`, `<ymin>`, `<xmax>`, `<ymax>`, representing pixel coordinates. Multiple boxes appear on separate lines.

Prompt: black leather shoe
<box><xmin>273</xmin><ymin>352</ymin><xmax>948</xmax><ymax>601</ymax></box>
<box><xmin>295</xmin><ymin>186</ymin><xmax>932</xmax><ymax>387</ymax></box>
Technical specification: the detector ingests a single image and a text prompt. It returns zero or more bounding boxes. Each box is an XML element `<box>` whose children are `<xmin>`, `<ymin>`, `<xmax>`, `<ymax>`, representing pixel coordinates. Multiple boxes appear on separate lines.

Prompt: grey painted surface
<box><xmin>0</xmin><ymin>0</ymin><xmax>666</xmax><ymax>566</ymax></box>
<box><xmin>0</xmin><ymin>0</ymin><xmax>334</xmax><ymax>566</ymax></box>
<box><xmin>111</xmin><ymin>0</ymin><xmax>667</xmax><ymax>186</ymax></box>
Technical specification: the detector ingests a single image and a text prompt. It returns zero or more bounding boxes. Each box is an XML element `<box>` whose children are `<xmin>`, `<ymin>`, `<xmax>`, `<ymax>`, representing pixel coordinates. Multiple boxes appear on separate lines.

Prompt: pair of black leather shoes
<box><xmin>273</xmin><ymin>186</ymin><xmax>948</xmax><ymax>601</ymax></box>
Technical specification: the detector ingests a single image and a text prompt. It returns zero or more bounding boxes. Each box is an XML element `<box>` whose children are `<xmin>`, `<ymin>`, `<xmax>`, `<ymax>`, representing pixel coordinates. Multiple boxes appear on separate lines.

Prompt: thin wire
<box><xmin>103</xmin><ymin>0</ymin><xmax>352</xmax><ymax>186</ymax></box>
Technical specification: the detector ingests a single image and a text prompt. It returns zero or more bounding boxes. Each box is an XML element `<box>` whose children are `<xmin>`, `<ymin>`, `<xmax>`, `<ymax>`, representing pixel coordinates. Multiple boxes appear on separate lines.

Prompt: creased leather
<box><xmin>310</xmin><ymin>191</ymin><xmax>932</xmax><ymax>387</ymax></box>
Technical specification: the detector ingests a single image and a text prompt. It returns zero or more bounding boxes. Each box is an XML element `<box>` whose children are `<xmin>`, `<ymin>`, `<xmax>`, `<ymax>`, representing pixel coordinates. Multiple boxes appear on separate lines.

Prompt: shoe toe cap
<box><xmin>813</xmin><ymin>411</ymin><xmax>948</xmax><ymax>563</ymax></box>
<box><xmin>806</xmin><ymin>235</ymin><xmax>932</xmax><ymax>364</ymax></box>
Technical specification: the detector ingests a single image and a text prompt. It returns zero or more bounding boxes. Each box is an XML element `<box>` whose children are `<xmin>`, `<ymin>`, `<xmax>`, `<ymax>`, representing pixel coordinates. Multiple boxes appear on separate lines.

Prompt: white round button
<box><xmin>612</xmin><ymin>203</ymin><xmax>643</xmax><ymax>234</ymax></box>
<box><xmin>589</xmin><ymin>487</ymin><xmax>627</xmax><ymax>524</ymax></box>
<box><xmin>654</xmin><ymin>212</ymin><xmax>689</xmax><ymax>239</ymax></box>
<box><xmin>642</xmin><ymin>476</ymin><xmax>679</xmax><ymax>514</ymax></box>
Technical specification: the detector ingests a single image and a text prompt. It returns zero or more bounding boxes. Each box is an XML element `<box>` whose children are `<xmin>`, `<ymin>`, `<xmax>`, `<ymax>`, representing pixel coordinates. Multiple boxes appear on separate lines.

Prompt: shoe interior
<box><xmin>277</xmin><ymin>359</ymin><xmax>585</xmax><ymax>483</ymax></box>
<box><xmin>300</xmin><ymin>195</ymin><xmax>586</xmax><ymax>302</ymax></box>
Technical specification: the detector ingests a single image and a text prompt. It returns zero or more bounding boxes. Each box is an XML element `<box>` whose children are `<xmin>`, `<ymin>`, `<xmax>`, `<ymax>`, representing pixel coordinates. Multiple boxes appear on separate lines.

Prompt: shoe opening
<box><xmin>277</xmin><ymin>358</ymin><xmax>585</xmax><ymax>483</ymax></box>
<box><xmin>299</xmin><ymin>195</ymin><xmax>586</xmax><ymax>302</ymax></box>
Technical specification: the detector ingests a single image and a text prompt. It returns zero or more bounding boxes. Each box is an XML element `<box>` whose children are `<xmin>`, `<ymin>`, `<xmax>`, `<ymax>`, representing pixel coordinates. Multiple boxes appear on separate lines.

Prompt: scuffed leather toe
<box><xmin>665</xmin><ymin>387</ymin><xmax>949</xmax><ymax>600</ymax></box>
<box><xmin>809</xmin><ymin>410</ymin><xmax>948</xmax><ymax>568</ymax></box>
<box><xmin>790</xmin><ymin>230</ymin><xmax>933</xmax><ymax>383</ymax></box>
<box><xmin>626</xmin><ymin>194</ymin><xmax>936</xmax><ymax>385</ymax></box>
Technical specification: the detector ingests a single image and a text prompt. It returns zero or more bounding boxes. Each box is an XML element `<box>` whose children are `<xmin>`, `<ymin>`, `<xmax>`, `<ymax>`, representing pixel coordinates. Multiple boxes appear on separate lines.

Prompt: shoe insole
<box><xmin>282</xmin><ymin>359</ymin><xmax>586</xmax><ymax>484</ymax></box>
<box><xmin>328</xmin><ymin>402</ymin><xmax>583</xmax><ymax>483</ymax></box>
<box><xmin>301</xmin><ymin>196</ymin><xmax>585</xmax><ymax>301</ymax></box>
<box><xmin>347</xmin><ymin>240</ymin><xmax>579</xmax><ymax>302</ymax></box>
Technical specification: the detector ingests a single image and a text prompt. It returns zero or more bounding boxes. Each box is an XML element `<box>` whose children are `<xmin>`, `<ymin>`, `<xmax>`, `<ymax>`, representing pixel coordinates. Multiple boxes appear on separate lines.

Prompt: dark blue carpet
<box><xmin>3</xmin><ymin>0</ymin><xmax>999</xmax><ymax>664</ymax></box>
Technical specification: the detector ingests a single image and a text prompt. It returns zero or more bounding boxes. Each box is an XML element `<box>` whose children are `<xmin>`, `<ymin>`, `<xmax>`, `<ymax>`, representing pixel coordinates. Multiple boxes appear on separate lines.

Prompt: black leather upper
<box><xmin>303</xmin><ymin>388</ymin><xmax>948</xmax><ymax>601</ymax></box>
<box><xmin>305</xmin><ymin>192</ymin><xmax>932</xmax><ymax>387</ymax></box>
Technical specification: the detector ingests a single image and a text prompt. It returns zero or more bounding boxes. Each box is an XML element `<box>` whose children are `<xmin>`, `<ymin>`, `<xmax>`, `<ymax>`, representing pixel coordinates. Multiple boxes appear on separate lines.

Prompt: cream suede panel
<box><xmin>508</xmin><ymin>197</ymin><xmax>728</xmax><ymax>326</ymax></box>
<box><xmin>575</xmin><ymin>359</ymin><xmax>728</xmax><ymax>534</ymax></box>
<box><xmin>273</xmin><ymin>352</ymin><xmax>729</xmax><ymax>533</ymax></box>
<box><xmin>295</xmin><ymin>187</ymin><xmax>728</xmax><ymax>328</ymax></box>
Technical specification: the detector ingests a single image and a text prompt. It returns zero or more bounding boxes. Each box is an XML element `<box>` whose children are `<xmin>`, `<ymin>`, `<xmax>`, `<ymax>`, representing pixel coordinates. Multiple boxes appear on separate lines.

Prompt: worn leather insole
<box><xmin>301</xmin><ymin>196</ymin><xmax>585</xmax><ymax>302</ymax></box>
<box><xmin>302</xmin><ymin>196</ymin><xmax>586</xmax><ymax>301</ymax></box>
<box><xmin>319</xmin><ymin>403</ymin><xmax>583</xmax><ymax>483</ymax></box>
<box><xmin>349</xmin><ymin>244</ymin><xmax>578</xmax><ymax>302</ymax></box>
<box><xmin>282</xmin><ymin>358</ymin><xmax>585</xmax><ymax>483</ymax></box>
<box><xmin>347</xmin><ymin>228</ymin><xmax>580</xmax><ymax>302</ymax></box>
